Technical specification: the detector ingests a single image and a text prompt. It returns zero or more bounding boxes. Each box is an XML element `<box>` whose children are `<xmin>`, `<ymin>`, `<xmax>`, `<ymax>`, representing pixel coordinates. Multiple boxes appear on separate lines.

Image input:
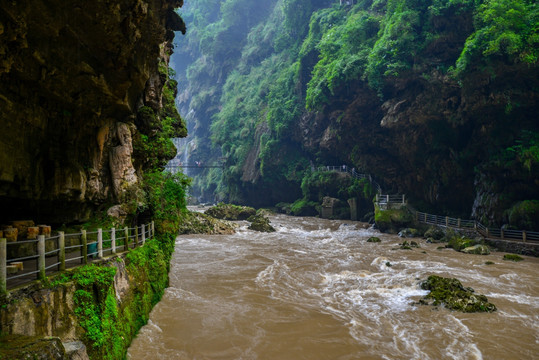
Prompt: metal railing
<box><xmin>415</xmin><ymin>211</ymin><xmax>539</xmax><ymax>243</ymax></box>
<box><xmin>317</xmin><ymin>165</ymin><xmax>538</xmax><ymax>244</ymax></box>
<box><xmin>0</xmin><ymin>221</ymin><xmax>155</xmax><ymax>295</ymax></box>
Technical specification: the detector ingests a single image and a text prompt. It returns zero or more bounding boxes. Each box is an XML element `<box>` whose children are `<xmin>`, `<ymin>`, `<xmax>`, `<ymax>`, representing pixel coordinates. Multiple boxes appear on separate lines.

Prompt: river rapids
<box><xmin>128</xmin><ymin>213</ymin><xmax>538</xmax><ymax>359</ymax></box>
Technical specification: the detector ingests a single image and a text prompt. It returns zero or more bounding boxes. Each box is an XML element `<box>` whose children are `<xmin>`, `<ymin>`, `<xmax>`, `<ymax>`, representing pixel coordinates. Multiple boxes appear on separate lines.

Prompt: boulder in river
<box><xmin>462</xmin><ymin>244</ymin><xmax>491</xmax><ymax>255</ymax></box>
<box><xmin>205</xmin><ymin>203</ymin><xmax>256</xmax><ymax>220</ymax></box>
<box><xmin>178</xmin><ymin>212</ymin><xmax>237</xmax><ymax>235</ymax></box>
<box><xmin>367</xmin><ymin>236</ymin><xmax>381</xmax><ymax>243</ymax></box>
<box><xmin>423</xmin><ymin>227</ymin><xmax>445</xmax><ymax>241</ymax></box>
<box><xmin>418</xmin><ymin>275</ymin><xmax>496</xmax><ymax>313</ymax></box>
<box><xmin>247</xmin><ymin>214</ymin><xmax>276</xmax><ymax>233</ymax></box>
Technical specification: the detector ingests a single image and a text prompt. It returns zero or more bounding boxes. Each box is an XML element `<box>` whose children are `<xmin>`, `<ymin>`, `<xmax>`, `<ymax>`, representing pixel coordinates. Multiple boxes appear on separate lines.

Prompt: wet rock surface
<box><xmin>419</xmin><ymin>275</ymin><xmax>496</xmax><ymax>313</ymax></box>
<box><xmin>205</xmin><ymin>203</ymin><xmax>256</xmax><ymax>221</ymax></box>
<box><xmin>0</xmin><ymin>0</ymin><xmax>185</xmax><ymax>223</ymax></box>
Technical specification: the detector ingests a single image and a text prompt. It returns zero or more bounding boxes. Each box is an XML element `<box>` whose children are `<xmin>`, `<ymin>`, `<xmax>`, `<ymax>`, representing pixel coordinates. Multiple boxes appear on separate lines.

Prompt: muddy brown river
<box><xmin>127</xmin><ymin>213</ymin><xmax>538</xmax><ymax>359</ymax></box>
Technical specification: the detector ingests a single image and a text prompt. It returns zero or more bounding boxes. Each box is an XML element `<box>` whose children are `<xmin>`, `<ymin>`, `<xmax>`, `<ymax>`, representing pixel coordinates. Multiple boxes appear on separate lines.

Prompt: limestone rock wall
<box><xmin>0</xmin><ymin>0</ymin><xmax>185</xmax><ymax>223</ymax></box>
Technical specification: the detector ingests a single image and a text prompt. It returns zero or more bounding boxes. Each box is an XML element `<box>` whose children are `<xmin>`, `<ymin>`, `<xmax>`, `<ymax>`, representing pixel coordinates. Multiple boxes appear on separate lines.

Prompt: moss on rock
<box><xmin>424</xmin><ymin>227</ymin><xmax>445</xmax><ymax>241</ymax></box>
<box><xmin>503</xmin><ymin>254</ymin><xmax>524</xmax><ymax>262</ymax></box>
<box><xmin>0</xmin><ymin>335</ymin><xmax>65</xmax><ymax>360</ymax></box>
<box><xmin>205</xmin><ymin>203</ymin><xmax>256</xmax><ymax>220</ymax></box>
<box><xmin>447</xmin><ymin>233</ymin><xmax>480</xmax><ymax>252</ymax></box>
<box><xmin>247</xmin><ymin>214</ymin><xmax>276</xmax><ymax>232</ymax></box>
<box><xmin>419</xmin><ymin>275</ymin><xmax>496</xmax><ymax>313</ymax></box>
<box><xmin>462</xmin><ymin>244</ymin><xmax>491</xmax><ymax>255</ymax></box>
<box><xmin>374</xmin><ymin>205</ymin><xmax>414</xmax><ymax>234</ymax></box>
<box><xmin>367</xmin><ymin>236</ymin><xmax>381</xmax><ymax>243</ymax></box>
<box><xmin>178</xmin><ymin>211</ymin><xmax>237</xmax><ymax>235</ymax></box>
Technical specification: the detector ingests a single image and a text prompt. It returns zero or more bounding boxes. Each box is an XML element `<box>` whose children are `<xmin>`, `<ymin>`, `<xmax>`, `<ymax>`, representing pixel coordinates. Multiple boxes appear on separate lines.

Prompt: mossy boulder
<box><xmin>367</xmin><ymin>236</ymin><xmax>381</xmax><ymax>243</ymax></box>
<box><xmin>205</xmin><ymin>203</ymin><xmax>256</xmax><ymax>220</ymax></box>
<box><xmin>374</xmin><ymin>205</ymin><xmax>414</xmax><ymax>233</ymax></box>
<box><xmin>462</xmin><ymin>244</ymin><xmax>491</xmax><ymax>255</ymax></box>
<box><xmin>178</xmin><ymin>211</ymin><xmax>237</xmax><ymax>235</ymax></box>
<box><xmin>247</xmin><ymin>214</ymin><xmax>276</xmax><ymax>232</ymax></box>
<box><xmin>398</xmin><ymin>240</ymin><xmax>419</xmax><ymax>250</ymax></box>
<box><xmin>503</xmin><ymin>254</ymin><xmax>524</xmax><ymax>262</ymax></box>
<box><xmin>0</xmin><ymin>335</ymin><xmax>65</xmax><ymax>360</ymax></box>
<box><xmin>419</xmin><ymin>275</ymin><xmax>496</xmax><ymax>313</ymax></box>
<box><xmin>447</xmin><ymin>234</ymin><xmax>480</xmax><ymax>252</ymax></box>
<box><xmin>424</xmin><ymin>227</ymin><xmax>445</xmax><ymax>241</ymax></box>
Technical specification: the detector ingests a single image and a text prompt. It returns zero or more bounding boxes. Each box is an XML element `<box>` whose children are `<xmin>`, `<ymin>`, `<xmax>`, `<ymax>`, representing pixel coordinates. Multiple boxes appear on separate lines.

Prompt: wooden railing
<box><xmin>0</xmin><ymin>222</ymin><xmax>155</xmax><ymax>295</ymax></box>
<box><xmin>415</xmin><ymin>211</ymin><xmax>539</xmax><ymax>243</ymax></box>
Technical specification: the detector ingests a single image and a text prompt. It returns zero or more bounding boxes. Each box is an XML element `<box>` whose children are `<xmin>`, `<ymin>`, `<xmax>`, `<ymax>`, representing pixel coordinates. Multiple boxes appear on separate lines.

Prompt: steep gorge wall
<box><xmin>0</xmin><ymin>0</ymin><xmax>186</xmax><ymax>223</ymax></box>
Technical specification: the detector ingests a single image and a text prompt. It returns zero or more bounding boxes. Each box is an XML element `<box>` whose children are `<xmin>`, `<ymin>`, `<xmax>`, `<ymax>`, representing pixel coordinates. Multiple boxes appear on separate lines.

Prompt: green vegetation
<box><xmin>247</xmin><ymin>214</ymin><xmax>276</xmax><ymax>232</ymax></box>
<box><xmin>374</xmin><ymin>205</ymin><xmax>414</xmax><ymax>233</ymax></box>
<box><xmin>134</xmin><ymin>74</ymin><xmax>187</xmax><ymax>171</ymax></box>
<box><xmin>503</xmin><ymin>253</ymin><xmax>524</xmax><ymax>261</ymax></box>
<box><xmin>38</xmin><ymin>170</ymin><xmax>191</xmax><ymax>360</ymax></box>
<box><xmin>419</xmin><ymin>275</ymin><xmax>497</xmax><ymax>312</ymax></box>
<box><xmin>367</xmin><ymin>236</ymin><xmax>381</xmax><ymax>243</ymax></box>
<box><xmin>205</xmin><ymin>203</ymin><xmax>256</xmax><ymax>220</ymax></box>
<box><xmin>456</xmin><ymin>0</ymin><xmax>539</xmax><ymax>74</ymax></box>
<box><xmin>174</xmin><ymin>0</ymin><xmax>538</xmax><ymax>229</ymax></box>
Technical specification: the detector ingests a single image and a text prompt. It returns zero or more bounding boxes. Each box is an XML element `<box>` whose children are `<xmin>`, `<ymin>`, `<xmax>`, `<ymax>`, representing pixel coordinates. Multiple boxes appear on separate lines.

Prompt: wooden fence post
<box><xmin>402</xmin><ymin>194</ymin><xmax>405</xmax><ymax>204</ymax></box>
<box><xmin>141</xmin><ymin>224</ymin><xmax>146</xmax><ymax>246</ymax></box>
<box><xmin>97</xmin><ymin>228</ymin><xmax>103</xmax><ymax>259</ymax></box>
<box><xmin>445</xmin><ymin>216</ymin><xmax>449</xmax><ymax>227</ymax></box>
<box><xmin>38</xmin><ymin>235</ymin><xmax>46</xmax><ymax>280</ymax></box>
<box><xmin>124</xmin><ymin>227</ymin><xmax>130</xmax><ymax>251</ymax></box>
<box><xmin>111</xmin><ymin>228</ymin><xmax>116</xmax><ymax>254</ymax></box>
<box><xmin>457</xmin><ymin>218</ymin><xmax>461</xmax><ymax>228</ymax></box>
<box><xmin>151</xmin><ymin>221</ymin><xmax>155</xmax><ymax>238</ymax></box>
<box><xmin>522</xmin><ymin>231</ymin><xmax>527</xmax><ymax>242</ymax></box>
<box><xmin>135</xmin><ymin>226</ymin><xmax>139</xmax><ymax>247</ymax></box>
<box><xmin>0</xmin><ymin>238</ymin><xmax>6</xmax><ymax>296</ymax></box>
<box><xmin>81</xmin><ymin>230</ymin><xmax>88</xmax><ymax>264</ymax></box>
<box><xmin>386</xmin><ymin>195</ymin><xmax>389</xmax><ymax>204</ymax></box>
<box><xmin>59</xmin><ymin>231</ymin><xmax>65</xmax><ymax>271</ymax></box>
<box><xmin>500</xmin><ymin>229</ymin><xmax>504</xmax><ymax>239</ymax></box>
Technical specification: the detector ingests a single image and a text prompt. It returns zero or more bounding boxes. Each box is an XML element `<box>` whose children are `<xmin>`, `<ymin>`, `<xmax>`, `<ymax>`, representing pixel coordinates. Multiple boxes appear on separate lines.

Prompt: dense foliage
<box><xmin>174</xmin><ymin>0</ymin><xmax>538</xmax><ymax>227</ymax></box>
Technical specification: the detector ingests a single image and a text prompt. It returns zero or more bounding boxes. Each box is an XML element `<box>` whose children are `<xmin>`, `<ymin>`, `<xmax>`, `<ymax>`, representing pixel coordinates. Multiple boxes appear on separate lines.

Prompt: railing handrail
<box><xmin>415</xmin><ymin>211</ymin><xmax>538</xmax><ymax>243</ymax></box>
<box><xmin>314</xmin><ymin>165</ymin><xmax>537</xmax><ymax>245</ymax></box>
<box><xmin>0</xmin><ymin>221</ymin><xmax>156</xmax><ymax>294</ymax></box>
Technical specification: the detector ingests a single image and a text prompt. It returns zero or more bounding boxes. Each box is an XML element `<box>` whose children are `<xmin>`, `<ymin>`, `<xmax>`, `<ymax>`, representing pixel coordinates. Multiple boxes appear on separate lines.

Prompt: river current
<box><xmin>128</xmin><ymin>212</ymin><xmax>538</xmax><ymax>359</ymax></box>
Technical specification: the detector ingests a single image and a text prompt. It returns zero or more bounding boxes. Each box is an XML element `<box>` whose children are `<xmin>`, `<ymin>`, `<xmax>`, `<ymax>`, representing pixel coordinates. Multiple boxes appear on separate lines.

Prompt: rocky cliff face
<box><xmin>0</xmin><ymin>0</ymin><xmax>186</xmax><ymax>223</ymax></box>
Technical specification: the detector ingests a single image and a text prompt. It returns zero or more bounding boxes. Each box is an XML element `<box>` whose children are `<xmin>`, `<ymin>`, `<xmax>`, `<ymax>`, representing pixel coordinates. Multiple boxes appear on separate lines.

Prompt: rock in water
<box><xmin>462</xmin><ymin>244</ymin><xmax>491</xmax><ymax>255</ymax></box>
<box><xmin>205</xmin><ymin>203</ymin><xmax>256</xmax><ymax>220</ymax></box>
<box><xmin>367</xmin><ymin>236</ymin><xmax>381</xmax><ymax>243</ymax></box>
<box><xmin>398</xmin><ymin>228</ymin><xmax>421</xmax><ymax>238</ymax></box>
<box><xmin>419</xmin><ymin>275</ymin><xmax>496</xmax><ymax>312</ymax></box>
<box><xmin>247</xmin><ymin>214</ymin><xmax>276</xmax><ymax>232</ymax></box>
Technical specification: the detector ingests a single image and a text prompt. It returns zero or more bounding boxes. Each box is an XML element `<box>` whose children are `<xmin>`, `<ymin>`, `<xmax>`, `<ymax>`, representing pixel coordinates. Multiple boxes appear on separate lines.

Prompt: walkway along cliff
<box><xmin>0</xmin><ymin>0</ymin><xmax>190</xmax><ymax>358</ymax></box>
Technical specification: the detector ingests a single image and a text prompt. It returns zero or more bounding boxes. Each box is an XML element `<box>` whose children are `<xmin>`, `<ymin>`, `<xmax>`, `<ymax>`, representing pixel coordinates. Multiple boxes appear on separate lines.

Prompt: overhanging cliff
<box><xmin>0</xmin><ymin>0</ymin><xmax>186</xmax><ymax>223</ymax></box>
